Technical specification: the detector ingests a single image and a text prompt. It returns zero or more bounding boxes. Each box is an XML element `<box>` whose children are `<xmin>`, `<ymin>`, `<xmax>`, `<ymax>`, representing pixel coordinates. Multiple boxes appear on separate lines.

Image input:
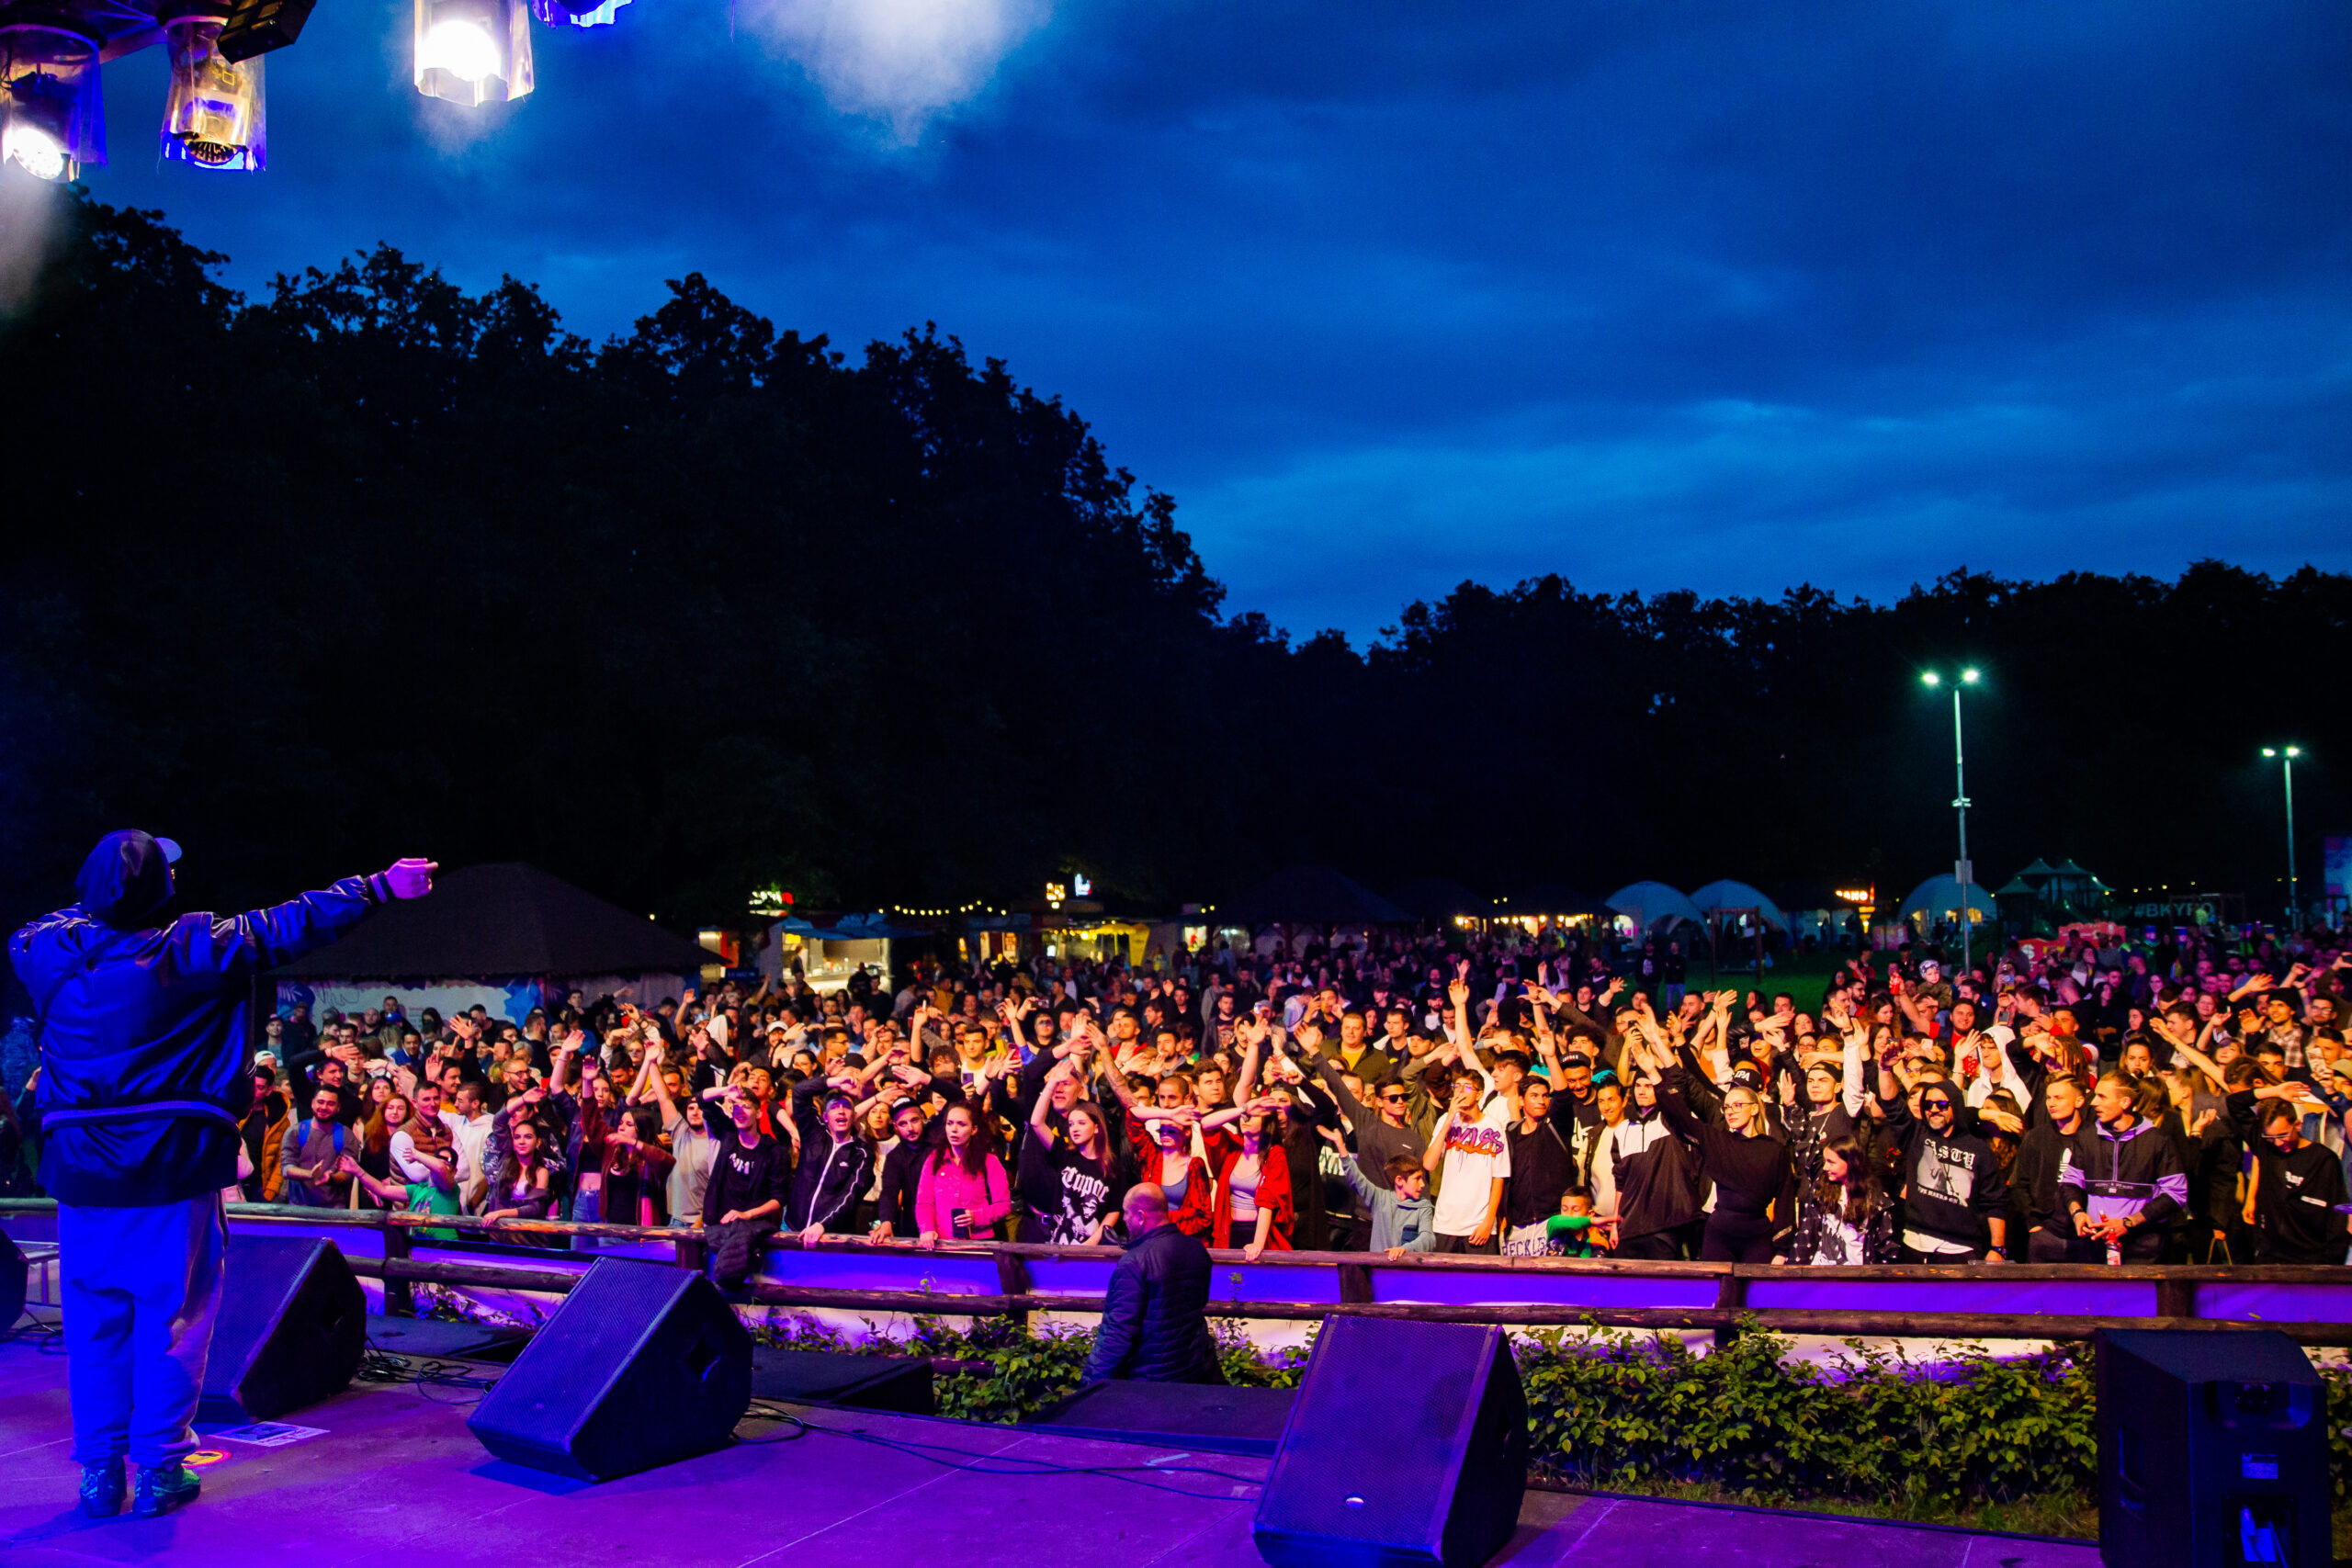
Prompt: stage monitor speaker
<box><xmin>2097</xmin><ymin>1328</ymin><xmax>2327</xmax><ymax>1568</ymax></box>
<box><xmin>468</xmin><ymin>1258</ymin><xmax>751</xmax><ymax>1482</ymax></box>
<box><xmin>0</xmin><ymin>1231</ymin><xmax>26</xmax><ymax>1331</ymax></box>
<box><xmin>1255</xmin><ymin>1317</ymin><xmax>1526</xmax><ymax>1568</ymax></box>
<box><xmin>198</xmin><ymin>1233</ymin><xmax>367</xmax><ymax>1423</ymax></box>
<box><xmin>752</xmin><ymin>1346</ymin><xmax>934</xmax><ymax>1415</ymax></box>
<box><xmin>1027</xmin><ymin>1379</ymin><xmax>1294</xmax><ymax>1456</ymax></box>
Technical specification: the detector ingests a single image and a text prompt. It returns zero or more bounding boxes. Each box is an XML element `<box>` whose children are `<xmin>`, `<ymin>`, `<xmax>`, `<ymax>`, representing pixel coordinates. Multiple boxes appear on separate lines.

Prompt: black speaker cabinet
<box><xmin>198</xmin><ymin>1233</ymin><xmax>368</xmax><ymax>1423</ymax></box>
<box><xmin>751</xmin><ymin>1346</ymin><xmax>934</xmax><ymax>1414</ymax></box>
<box><xmin>468</xmin><ymin>1258</ymin><xmax>752</xmax><ymax>1482</ymax></box>
<box><xmin>2097</xmin><ymin>1328</ymin><xmax>2328</xmax><ymax>1568</ymax></box>
<box><xmin>1255</xmin><ymin>1317</ymin><xmax>1527</xmax><ymax>1568</ymax></box>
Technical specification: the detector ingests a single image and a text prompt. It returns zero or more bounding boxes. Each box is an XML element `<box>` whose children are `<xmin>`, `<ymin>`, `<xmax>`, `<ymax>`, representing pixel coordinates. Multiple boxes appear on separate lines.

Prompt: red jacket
<box><xmin>1212</xmin><ymin>1143</ymin><xmax>1294</xmax><ymax>1251</ymax></box>
<box><xmin>1124</xmin><ymin>1109</ymin><xmax>1213</xmax><ymax>1238</ymax></box>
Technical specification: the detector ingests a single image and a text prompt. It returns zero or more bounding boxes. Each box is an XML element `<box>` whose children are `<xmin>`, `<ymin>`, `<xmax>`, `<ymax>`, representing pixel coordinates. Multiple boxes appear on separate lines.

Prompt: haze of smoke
<box><xmin>743</xmin><ymin>0</ymin><xmax>1048</xmax><ymax>141</ymax></box>
<box><xmin>0</xmin><ymin>173</ymin><xmax>61</xmax><ymax>315</ymax></box>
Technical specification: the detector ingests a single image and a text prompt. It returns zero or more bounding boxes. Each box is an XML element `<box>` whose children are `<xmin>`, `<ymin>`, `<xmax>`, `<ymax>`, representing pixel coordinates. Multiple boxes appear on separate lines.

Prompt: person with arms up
<box><xmin>704</xmin><ymin>1086</ymin><xmax>786</xmax><ymax>1290</ymax></box>
<box><xmin>1423</xmin><ymin>1059</ymin><xmax>1511</xmax><ymax>1254</ymax></box>
<box><xmin>1874</xmin><ymin>1053</ymin><xmax>2011</xmax><ymax>1264</ymax></box>
<box><xmin>1501</xmin><ymin>1072</ymin><xmax>1577</xmax><ymax>1257</ymax></box>
<box><xmin>11</xmin><ymin>833</ymin><xmax>432</xmax><ymax>1518</ymax></box>
<box><xmin>786</xmin><ymin>1077</ymin><xmax>871</xmax><ymax>1247</ymax></box>
<box><xmin>1649</xmin><ymin>1044</ymin><xmax>1792</xmax><ymax>1264</ymax></box>
<box><xmin>1340</xmin><ymin>1153</ymin><xmax>1436</xmax><ymax>1258</ymax></box>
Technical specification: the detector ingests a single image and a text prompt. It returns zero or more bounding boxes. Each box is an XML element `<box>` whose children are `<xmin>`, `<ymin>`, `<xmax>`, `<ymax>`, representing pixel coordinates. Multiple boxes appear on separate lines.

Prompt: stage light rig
<box><xmin>0</xmin><ymin>0</ymin><xmax>620</xmax><ymax>183</ymax></box>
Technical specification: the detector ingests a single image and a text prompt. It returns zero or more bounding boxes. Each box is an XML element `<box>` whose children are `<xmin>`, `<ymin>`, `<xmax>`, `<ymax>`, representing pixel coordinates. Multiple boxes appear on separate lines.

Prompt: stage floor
<box><xmin>0</xmin><ymin>1334</ymin><xmax>2098</xmax><ymax>1568</ymax></box>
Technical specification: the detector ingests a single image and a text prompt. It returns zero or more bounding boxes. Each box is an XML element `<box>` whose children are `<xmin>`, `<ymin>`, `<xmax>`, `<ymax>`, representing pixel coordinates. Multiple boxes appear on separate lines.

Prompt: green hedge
<box><xmin>747</xmin><ymin>1311</ymin><xmax>2350</xmax><ymax>1529</ymax></box>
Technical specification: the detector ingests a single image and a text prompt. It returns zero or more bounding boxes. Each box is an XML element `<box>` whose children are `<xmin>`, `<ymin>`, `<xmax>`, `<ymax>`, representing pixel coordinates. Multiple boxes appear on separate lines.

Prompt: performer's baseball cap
<box><xmin>75</xmin><ymin>829</ymin><xmax>180</xmax><ymax>928</ymax></box>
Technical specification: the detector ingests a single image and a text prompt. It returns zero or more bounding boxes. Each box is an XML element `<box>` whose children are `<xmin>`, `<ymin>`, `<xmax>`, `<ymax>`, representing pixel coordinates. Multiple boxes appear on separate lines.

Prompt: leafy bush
<box><xmin>1517</xmin><ymin>1324</ymin><xmax>2098</xmax><ymax>1511</ymax></box>
<box><xmin>748</xmin><ymin>1309</ymin><xmax>1307</xmax><ymax>1422</ymax></box>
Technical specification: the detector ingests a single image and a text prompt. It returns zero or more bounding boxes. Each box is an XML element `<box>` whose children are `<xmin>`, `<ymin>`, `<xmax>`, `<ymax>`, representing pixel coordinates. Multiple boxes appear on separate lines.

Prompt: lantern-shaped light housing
<box><xmin>414</xmin><ymin>0</ymin><xmax>532</xmax><ymax>105</ymax></box>
<box><xmin>161</xmin><ymin>8</ymin><xmax>266</xmax><ymax>171</ymax></box>
<box><xmin>529</xmin><ymin>0</ymin><xmax>628</xmax><ymax>29</ymax></box>
<box><xmin>0</xmin><ymin>22</ymin><xmax>104</xmax><ymax>184</ymax></box>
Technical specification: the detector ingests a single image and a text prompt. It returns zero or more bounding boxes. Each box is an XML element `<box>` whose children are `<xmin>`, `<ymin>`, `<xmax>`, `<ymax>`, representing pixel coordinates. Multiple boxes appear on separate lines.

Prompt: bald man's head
<box><xmin>1123</xmin><ymin>1183</ymin><xmax>1170</xmax><ymax>1235</ymax></box>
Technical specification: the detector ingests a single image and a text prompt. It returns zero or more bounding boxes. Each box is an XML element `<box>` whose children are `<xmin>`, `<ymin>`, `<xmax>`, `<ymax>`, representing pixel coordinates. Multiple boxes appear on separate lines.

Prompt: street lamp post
<box><xmin>1922</xmin><ymin>668</ymin><xmax>1981</xmax><ymax>975</ymax></box>
<box><xmin>2261</xmin><ymin>746</ymin><xmax>2302</xmax><ymax>929</ymax></box>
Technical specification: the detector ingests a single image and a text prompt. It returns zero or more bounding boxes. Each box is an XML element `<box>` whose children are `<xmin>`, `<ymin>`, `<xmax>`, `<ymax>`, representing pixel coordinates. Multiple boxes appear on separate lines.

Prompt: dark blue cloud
<box><xmin>76</xmin><ymin>0</ymin><xmax>2352</xmax><ymax>640</ymax></box>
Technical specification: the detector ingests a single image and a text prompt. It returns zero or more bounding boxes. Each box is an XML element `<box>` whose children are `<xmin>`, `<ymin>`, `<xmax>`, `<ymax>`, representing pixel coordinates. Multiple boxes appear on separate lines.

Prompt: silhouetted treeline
<box><xmin>1</xmin><ymin>194</ymin><xmax>2342</xmax><ymax>933</ymax></box>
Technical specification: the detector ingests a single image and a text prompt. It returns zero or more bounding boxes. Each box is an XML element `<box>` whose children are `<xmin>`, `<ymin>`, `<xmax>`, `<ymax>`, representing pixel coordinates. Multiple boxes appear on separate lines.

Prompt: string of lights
<box><xmin>0</xmin><ymin>0</ymin><xmax>621</xmax><ymax>183</ymax></box>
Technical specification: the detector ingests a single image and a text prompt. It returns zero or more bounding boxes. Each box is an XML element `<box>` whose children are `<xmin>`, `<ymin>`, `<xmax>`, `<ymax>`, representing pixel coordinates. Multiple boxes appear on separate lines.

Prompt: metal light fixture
<box><xmin>414</xmin><ymin>0</ymin><xmax>532</xmax><ymax>106</ymax></box>
<box><xmin>160</xmin><ymin>7</ymin><xmax>265</xmax><ymax>171</ymax></box>
<box><xmin>0</xmin><ymin>22</ymin><xmax>104</xmax><ymax>183</ymax></box>
<box><xmin>1921</xmin><ymin>665</ymin><xmax>1984</xmax><ymax>974</ymax></box>
<box><xmin>2262</xmin><ymin>746</ymin><xmax>2304</xmax><ymax>926</ymax></box>
<box><xmin>529</xmin><ymin>0</ymin><xmax>628</xmax><ymax>29</ymax></box>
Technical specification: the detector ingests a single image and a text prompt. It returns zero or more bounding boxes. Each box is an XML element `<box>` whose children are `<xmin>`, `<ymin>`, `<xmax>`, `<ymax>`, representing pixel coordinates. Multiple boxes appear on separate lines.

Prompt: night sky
<box><xmin>71</xmin><ymin>0</ymin><xmax>2352</xmax><ymax>642</ymax></box>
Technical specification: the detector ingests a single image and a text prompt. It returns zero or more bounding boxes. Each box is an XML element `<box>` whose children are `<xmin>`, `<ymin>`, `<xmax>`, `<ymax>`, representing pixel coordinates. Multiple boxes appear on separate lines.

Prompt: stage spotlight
<box><xmin>0</xmin><ymin>23</ymin><xmax>104</xmax><ymax>183</ymax></box>
<box><xmin>529</xmin><ymin>0</ymin><xmax>629</xmax><ymax>29</ymax></box>
<box><xmin>414</xmin><ymin>0</ymin><xmax>532</xmax><ymax>106</ymax></box>
<box><xmin>161</xmin><ymin>9</ymin><xmax>265</xmax><ymax>171</ymax></box>
<box><xmin>217</xmin><ymin>0</ymin><xmax>316</xmax><ymax>62</ymax></box>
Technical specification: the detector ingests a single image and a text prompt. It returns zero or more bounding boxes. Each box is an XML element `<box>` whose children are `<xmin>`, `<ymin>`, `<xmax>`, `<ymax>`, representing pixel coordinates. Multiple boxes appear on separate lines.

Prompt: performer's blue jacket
<box><xmin>11</xmin><ymin>873</ymin><xmax>390</xmax><ymax>1208</ymax></box>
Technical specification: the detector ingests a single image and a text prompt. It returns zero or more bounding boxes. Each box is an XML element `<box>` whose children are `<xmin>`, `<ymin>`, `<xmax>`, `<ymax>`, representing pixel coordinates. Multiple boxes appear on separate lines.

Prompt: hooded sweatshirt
<box><xmin>1593</xmin><ymin>1110</ymin><xmax>1702</xmax><ymax>1242</ymax></box>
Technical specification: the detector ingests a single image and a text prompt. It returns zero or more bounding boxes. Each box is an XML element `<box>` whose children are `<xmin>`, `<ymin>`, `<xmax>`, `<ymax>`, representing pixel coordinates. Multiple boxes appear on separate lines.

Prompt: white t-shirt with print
<box><xmin>1431</xmin><ymin>1100</ymin><xmax>1513</xmax><ymax>1236</ymax></box>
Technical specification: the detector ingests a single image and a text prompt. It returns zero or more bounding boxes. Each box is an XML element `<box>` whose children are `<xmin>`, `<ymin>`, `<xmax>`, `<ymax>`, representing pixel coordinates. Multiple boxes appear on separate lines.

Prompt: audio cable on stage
<box><xmin>357</xmin><ymin>1338</ymin><xmax>506</xmax><ymax>1405</ymax></box>
<box><xmin>733</xmin><ymin>1407</ymin><xmax>1266</xmax><ymax>1502</ymax></box>
<box><xmin>0</xmin><ymin>1308</ymin><xmax>66</xmax><ymax>1354</ymax></box>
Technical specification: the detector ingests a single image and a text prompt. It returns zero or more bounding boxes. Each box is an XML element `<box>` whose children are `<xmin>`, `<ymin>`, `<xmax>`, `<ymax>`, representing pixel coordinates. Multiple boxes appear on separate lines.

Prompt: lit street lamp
<box><xmin>1921</xmin><ymin>668</ymin><xmax>1981</xmax><ymax>974</ymax></box>
<box><xmin>2261</xmin><ymin>746</ymin><xmax>2302</xmax><ymax>928</ymax></box>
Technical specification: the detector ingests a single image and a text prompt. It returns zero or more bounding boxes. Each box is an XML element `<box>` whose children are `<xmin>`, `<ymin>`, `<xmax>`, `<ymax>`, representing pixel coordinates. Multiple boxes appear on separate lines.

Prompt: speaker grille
<box><xmin>466</xmin><ymin>1258</ymin><xmax>752</xmax><ymax>1482</ymax></box>
<box><xmin>199</xmin><ymin>1234</ymin><xmax>367</xmax><ymax>1423</ymax></box>
<box><xmin>1258</xmin><ymin>1318</ymin><xmax>1492</xmax><ymax>1551</ymax></box>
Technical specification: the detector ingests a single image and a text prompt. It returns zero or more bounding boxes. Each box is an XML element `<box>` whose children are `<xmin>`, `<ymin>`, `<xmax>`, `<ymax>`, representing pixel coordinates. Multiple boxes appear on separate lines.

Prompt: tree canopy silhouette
<box><xmin>2</xmin><ymin>194</ymin><xmax>2342</xmax><ymax>933</ymax></box>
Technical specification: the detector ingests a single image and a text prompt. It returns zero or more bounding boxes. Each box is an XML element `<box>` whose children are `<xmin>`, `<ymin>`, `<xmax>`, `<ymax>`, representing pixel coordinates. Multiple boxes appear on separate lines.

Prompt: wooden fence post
<box><xmin>997</xmin><ymin>1250</ymin><xmax>1034</xmax><ymax>1326</ymax></box>
<box><xmin>1712</xmin><ymin>1271</ymin><xmax>1747</xmax><ymax>1348</ymax></box>
<box><xmin>381</xmin><ymin>1219</ymin><xmax>414</xmax><ymax>1318</ymax></box>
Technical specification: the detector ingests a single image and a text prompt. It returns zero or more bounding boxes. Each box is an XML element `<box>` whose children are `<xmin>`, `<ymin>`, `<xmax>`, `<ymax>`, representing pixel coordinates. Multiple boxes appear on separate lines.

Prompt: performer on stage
<box><xmin>9</xmin><ymin>832</ymin><xmax>434</xmax><ymax>1518</ymax></box>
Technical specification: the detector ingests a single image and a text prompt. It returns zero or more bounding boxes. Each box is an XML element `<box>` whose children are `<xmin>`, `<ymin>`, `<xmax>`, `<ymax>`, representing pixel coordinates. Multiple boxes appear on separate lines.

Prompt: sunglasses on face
<box><xmin>1921</xmin><ymin>1097</ymin><xmax>1955</xmax><ymax>1111</ymax></box>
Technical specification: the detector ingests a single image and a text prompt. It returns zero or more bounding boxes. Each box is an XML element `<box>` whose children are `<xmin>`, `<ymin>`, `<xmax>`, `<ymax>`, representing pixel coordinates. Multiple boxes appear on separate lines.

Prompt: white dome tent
<box><xmin>1688</xmin><ymin>880</ymin><xmax>1790</xmax><ymax>931</ymax></box>
<box><xmin>1603</xmin><ymin>881</ymin><xmax>1706</xmax><ymax>933</ymax></box>
<box><xmin>1896</xmin><ymin>874</ymin><xmax>1995</xmax><ymax>925</ymax></box>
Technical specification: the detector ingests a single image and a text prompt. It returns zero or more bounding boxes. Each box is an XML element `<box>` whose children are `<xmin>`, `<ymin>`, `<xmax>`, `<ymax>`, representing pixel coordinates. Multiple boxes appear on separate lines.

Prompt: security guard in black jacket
<box><xmin>1080</xmin><ymin>1183</ymin><xmax>1221</xmax><ymax>1383</ymax></box>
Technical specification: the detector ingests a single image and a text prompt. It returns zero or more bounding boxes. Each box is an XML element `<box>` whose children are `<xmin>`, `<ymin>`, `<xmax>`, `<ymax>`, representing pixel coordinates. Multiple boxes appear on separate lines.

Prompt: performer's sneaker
<box><xmin>78</xmin><ymin>1457</ymin><xmax>126</xmax><ymax>1518</ymax></box>
<box><xmin>131</xmin><ymin>1462</ymin><xmax>199</xmax><ymax>1517</ymax></box>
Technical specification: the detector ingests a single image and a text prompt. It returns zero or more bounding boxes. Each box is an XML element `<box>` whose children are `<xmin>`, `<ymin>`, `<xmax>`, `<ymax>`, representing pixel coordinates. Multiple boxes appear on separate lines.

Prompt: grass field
<box><xmin>1680</xmin><ymin>946</ymin><xmax>1846</xmax><ymax>1017</ymax></box>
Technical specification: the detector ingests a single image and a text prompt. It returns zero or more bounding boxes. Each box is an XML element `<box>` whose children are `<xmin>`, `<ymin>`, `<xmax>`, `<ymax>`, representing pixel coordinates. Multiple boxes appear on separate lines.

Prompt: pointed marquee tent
<box><xmin>272</xmin><ymin>862</ymin><xmax>713</xmax><ymax>1026</ymax></box>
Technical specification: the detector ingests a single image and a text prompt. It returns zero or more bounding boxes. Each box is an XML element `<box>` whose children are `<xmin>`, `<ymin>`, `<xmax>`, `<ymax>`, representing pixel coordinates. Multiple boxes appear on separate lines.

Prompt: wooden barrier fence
<box><xmin>6</xmin><ymin>1197</ymin><xmax>2352</xmax><ymax>1345</ymax></box>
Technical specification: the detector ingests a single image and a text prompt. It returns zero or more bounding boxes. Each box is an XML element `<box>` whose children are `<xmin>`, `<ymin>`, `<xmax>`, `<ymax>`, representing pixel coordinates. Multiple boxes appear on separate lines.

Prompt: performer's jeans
<box><xmin>58</xmin><ymin>1192</ymin><xmax>226</xmax><ymax>1469</ymax></box>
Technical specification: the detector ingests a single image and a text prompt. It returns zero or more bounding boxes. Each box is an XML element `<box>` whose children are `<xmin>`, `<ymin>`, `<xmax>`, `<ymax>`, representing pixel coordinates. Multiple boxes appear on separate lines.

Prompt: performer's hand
<box><xmin>384</xmin><ymin>858</ymin><xmax>438</xmax><ymax>899</ymax></box>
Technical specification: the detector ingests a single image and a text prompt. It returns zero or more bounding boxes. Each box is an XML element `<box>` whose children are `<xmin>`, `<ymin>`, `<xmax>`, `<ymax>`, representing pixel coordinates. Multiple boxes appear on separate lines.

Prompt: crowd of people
<box><xmin>6</xmin><ymin>918</ymin><xmax>2350</xmax><ymax>1279</ymax></box>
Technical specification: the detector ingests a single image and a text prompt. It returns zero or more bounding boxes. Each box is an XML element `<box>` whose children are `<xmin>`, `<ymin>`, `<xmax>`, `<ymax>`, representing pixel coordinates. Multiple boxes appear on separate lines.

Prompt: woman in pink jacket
<box><xmin>914</xmin><ymin>1102</ymin><xmax>1012</xmax><ymax>1245</ymax></box>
